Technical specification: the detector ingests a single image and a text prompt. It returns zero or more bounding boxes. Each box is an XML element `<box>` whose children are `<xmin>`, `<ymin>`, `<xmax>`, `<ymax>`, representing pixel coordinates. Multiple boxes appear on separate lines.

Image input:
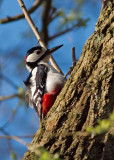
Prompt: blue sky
<box><xmin>0</xmin><ymin>0</ymin><xmax>101</xmax><ymax>159</ymax></box>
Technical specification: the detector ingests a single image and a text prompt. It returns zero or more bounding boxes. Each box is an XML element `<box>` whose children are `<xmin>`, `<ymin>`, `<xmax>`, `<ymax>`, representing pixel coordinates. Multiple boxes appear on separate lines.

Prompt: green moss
<box><xmin>86</xmin><ymin>112</ymin><xmax>114</xmax><ymax>135</ymax></box>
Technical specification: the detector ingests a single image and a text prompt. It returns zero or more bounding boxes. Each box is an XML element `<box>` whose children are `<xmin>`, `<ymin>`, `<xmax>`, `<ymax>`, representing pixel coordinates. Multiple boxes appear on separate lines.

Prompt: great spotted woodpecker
<box><xmin>24</xmin><ymin>45</ymin><xmax>66</xmax><ymax>123</ymax></box>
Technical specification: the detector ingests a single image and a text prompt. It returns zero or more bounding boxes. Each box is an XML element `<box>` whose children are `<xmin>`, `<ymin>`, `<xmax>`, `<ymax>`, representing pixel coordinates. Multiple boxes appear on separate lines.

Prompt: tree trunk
<box><xmin>23</xmin><ymin>1</ymin><xmax>114</xmax><ymax>160</ymax></box>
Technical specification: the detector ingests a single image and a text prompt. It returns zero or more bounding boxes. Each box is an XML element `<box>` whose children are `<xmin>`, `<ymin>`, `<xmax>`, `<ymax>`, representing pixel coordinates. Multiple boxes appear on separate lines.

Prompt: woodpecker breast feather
<box><xmin>46</xmin><ymin>66</ymin><xmax>65</xmax><ymax>93</ymax></box>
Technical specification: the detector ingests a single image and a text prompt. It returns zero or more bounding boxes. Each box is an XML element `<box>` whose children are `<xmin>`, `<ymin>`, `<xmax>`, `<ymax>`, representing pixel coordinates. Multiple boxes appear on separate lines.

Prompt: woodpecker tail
<box><xmin>34</xmin><ymin>102</ymin><xmax>43</xmax><ymax>123</ymax></box>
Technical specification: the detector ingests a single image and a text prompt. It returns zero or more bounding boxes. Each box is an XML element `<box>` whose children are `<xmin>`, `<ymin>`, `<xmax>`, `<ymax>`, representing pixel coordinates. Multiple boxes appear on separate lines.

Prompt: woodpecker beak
<box><xmin>48</xmin><ymin>44</ymin><xmax>63</xmax><ymax>55</ymax></box>
<box><xmin>34</xmin><ymin>44</ymin><xmax>63</xmax><ymax>62</ymax></box>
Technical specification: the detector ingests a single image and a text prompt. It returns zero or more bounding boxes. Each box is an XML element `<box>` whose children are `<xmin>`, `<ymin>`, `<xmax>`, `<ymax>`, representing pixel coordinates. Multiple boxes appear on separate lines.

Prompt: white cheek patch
<box><xmin>27</xmin><ymin>53</ymin><xmax>39</xmax><ymax>62</ymax></box>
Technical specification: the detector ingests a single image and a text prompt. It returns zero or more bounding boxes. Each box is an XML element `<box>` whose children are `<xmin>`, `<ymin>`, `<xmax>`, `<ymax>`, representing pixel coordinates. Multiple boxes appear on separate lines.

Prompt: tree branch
<box><xmin>0</xmin><ymin>0</ymin><xmax>43</xmax><ymax>24</ymax></box>
<box><xmin>72</xmin><ymin>47</ymin><xmax>76</xmax><ymax>67</ymax></box>
<box><xmin>40</xmin><ymin>1</ymin><xmax>64</xmax><ymax>75</ymax></box>
<box><xmin>0</xmin><ymin>73</ymin><xmax>18</xmax><ymax>90</ymax></box>
<box><xmin>47</xmin><ymin>9</ymin><xmax>60</xmax><ymax>25</ymax></box>
<box><xmin>41</xmin><ymin>0</ymin><xmax>52</xmax><ymax>45</ymax></box>
<box><xmin>0</xmin><ymin>130</ymin><xmax>15</xmax><ymax>156</ymax></box>
<box><xmin>0</xmin><ymin>135</ymin><xmax>28</xmax><ymax>147</ymax></box>
<box><xmin>49</xmin><ymin>20</ymin><xmax>87</xmax><ymax>41</ymax></box>
<box><xmin>0</xmin><ymin>94</ymin><xmax>23</xmax><ymax>101</ymax></box>
<box><xmin>17</xmin><ymin>0</ymin><xmax>63</xmax><ymax>74</ymax></box>
<box><xmin>17</xmin><ymin>0</ymin><xmax>46</xmax><ymax>48</ymax></box>
<box><xmin>65</xmin><ymin>47</ymin><xmax>77</xmax><ymax>78</ymax></box>
<box><xmin>0</xmin><ymin>106</ymin><xmax>19</xmax><ymax>130</ymax></box>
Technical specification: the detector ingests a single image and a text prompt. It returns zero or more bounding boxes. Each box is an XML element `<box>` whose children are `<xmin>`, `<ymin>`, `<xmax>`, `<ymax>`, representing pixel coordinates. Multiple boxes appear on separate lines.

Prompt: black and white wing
<box><xmin>31</xmin><ymin>64</ymin><xmax>48</xmax><ymax>123</ymax></box>
<box><xmin>24</xmin><ymin>72</ymin><xmax>33</xmax><ymax>107</ymax></box>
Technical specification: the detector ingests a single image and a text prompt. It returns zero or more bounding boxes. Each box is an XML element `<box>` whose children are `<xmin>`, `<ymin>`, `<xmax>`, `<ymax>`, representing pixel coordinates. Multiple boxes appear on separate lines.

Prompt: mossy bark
<box><xmin>23</xmin><ymin>1</ymin><xmax>114</xmax><ymax>160</ymax></box>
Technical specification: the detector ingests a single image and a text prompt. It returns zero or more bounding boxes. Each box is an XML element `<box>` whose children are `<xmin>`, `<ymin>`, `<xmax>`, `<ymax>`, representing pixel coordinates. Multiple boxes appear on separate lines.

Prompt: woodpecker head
<box><xmin>25</xmin><ymin>45</ymin><xmax>63</xmax><ymax>72</ymax></box>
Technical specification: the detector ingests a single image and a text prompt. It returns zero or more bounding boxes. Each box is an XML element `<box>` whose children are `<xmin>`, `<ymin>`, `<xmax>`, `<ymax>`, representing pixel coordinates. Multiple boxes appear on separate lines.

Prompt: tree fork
<box><xmin>23</xmin><ymin>1</ymin><xmax>114</xmax><ymax>160</ymax></box>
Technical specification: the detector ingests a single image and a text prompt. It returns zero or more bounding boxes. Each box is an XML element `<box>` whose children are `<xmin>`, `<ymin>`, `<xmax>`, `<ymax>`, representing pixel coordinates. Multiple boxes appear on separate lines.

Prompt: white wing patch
<box><xmin>30</xmin><ymin>67</ymin><xmax>37</xmax><ymax>97</ymax></box>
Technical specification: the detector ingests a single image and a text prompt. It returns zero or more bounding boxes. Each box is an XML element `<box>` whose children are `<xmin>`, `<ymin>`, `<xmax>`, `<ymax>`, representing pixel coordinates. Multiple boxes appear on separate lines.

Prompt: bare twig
<box><xmin>0</xmin><ymin>0</ymin><xmax>43</xmax><ymax>24</ymax></box>
<box><xmin>0</xmin><ymin>73</ymin><xmax>18</xmax><ymax>90</ymax></box>
<box><xmin>49</xmin><ymin>21</ymin><xmax>84</xmax><ymax>41</ymax></box>
<box><xmin>0</xmin><ymin>94</ymin><xmax>23</xmax><ymax>101</ymax></box>
<box><xmin>65</xmin><ymin>47</ymin><xmax>77</xmax><ymax>78</ymax></box>
<box><xmin>17</xmin><ymin>0</ymin><xmax>63</xmax><ymax>74</ymax></box>
<box><xmin>64</xmin><ymin>67</ymin><xmax>72</xmax><ymax>78</ymax></box>
<box><xmin>50</xmin><ymin>57</ymin><xmax>64</xmax><ymax>75</ymax></box>
<box><xmin>17</xmin><ymin>0</ymin><xmax>46</xmax><ymax>48</ymax></box>
<box><xmin>0</xmin><ymin>126</ymin><xmax>33</xmax><ymax>148</ymax></box>
<box><xmin>72</xmin><ymin>47</ymin><xmax>76</xmax><ymax>67</ymax></box>
<box><xmin>0</xmin><ymin>129</ymin><xmax>34</xmax><ymax>157</ymax></box>
<box><xmin>0</xmin><ymin>130</ymin><xmax>15</xmax><ymax>155</ymax></box>
<box><xmin>0</xmin><ymin>106</ymin><xmax>19</xmax><ymax>129</ymax></box>
<box><xmin>14</xmin><ymin>134</ymin><xmax>34</xmax><ymax>138</ymax></box>
<box><xmin>48</xmin><ymin>10</ymin><xmax>61</xmax><ymax>25</ymax></box>
<box><xmin>0</xmin><ymin>135</ymin><xmax>28</xmax><ymax>147</ymax></box>
<box><xmin>41</xmin><ymin>0</ymin><xmax>52</xmax><ymax>45</ymax></box>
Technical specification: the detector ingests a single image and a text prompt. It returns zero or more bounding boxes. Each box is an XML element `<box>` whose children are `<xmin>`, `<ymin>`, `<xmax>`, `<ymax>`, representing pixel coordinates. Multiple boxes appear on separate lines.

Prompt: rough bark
<box><xmin>23</xmin><ymin>1</ymin><xmax>114</xmax><ymax>160</ymax></box>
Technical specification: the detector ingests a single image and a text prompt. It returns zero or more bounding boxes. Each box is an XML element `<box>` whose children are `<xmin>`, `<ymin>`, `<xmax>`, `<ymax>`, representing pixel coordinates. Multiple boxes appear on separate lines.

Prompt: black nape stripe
<box><xmin>26</xmin><ymin>46</ymin><xmax>42</xmax><ymax>56</ymax></box>
<box><xmin>27</xmin><ymin>61</ymin><xmax>38</xmax><ymax>69</ymax></box>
